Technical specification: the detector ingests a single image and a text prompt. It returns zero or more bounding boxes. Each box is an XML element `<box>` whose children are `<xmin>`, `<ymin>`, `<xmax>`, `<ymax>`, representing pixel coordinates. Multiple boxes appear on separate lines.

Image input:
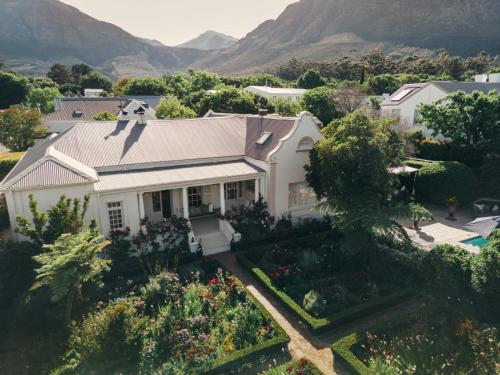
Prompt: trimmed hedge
<box><xmin>198</xmin><ymin>261</ymin><xmax>290</xmax><ymax>375</ymax></box>
<box><xmin>237</xmin><ymin>252</ymin><xmax>412</xmax><ymax>334</ymax></box>
<box><xmin>262</xmin><ymin>359</ymin><xmax>324</xmax><ymax>375</ymax></box>
<box><xmin>413</xmin><ymin>160</ymin><xmax>478</xmax><ymax>205</ymax></box>
<box><xmin>0</xmin><ymin>152</ymin><xmax>24</xmax><ymax>180</ymax></box>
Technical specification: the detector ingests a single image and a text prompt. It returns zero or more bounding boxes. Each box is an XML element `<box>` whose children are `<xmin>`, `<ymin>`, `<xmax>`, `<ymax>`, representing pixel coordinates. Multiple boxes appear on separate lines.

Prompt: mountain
<box><xmin>177</xmin><ymin>31</ymin><xmax>238</xmax><ymax>50</ymax></box>
<box><xmin>194</xmin><ymin>0</ymin><xmax>500</xmax><ymax>73</ymax></box>
<box><xmin>0</xmin><ymin>0</ymin><xmax>206</xmax><ymax>76</ymax></box>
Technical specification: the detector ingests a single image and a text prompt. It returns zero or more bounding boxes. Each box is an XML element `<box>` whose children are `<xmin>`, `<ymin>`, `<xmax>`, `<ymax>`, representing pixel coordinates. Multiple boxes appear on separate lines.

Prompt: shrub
<box><xmin>0</xmin><ymin>151</ymin><xmax>24</xmax><ymax>180</ymax></box>
<box><xmin>303</xmin><ymin>290</ymin><xmax>325</xmax><ymax>316</ymax></box>
<box><xmin>478</xmin><ymin>154</ymin><xmax>500</xmax><ymax>199</ymax></box>
<box><xmin>422</xmin><ymin>244</ymin><xmax>472</xmax><ymax>297</ymax></box>
<box><xmin>414</xmin><ymin>161</ymin><xmax>478</xmax><ymax>205</ymax></box>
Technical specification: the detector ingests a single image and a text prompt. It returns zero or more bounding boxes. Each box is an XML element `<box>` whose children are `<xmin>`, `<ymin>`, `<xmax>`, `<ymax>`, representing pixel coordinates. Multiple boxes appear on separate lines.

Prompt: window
<box><xmin>391</xmin><ymin>88</ymin><xmax>415</xmax><ymax>102</ymax></box>
<box><xmin>152</xmin><ymin>192</ymin><xmax>162</xmax><ymax>212</ymax></box>
<box><xmin>297</xmin><ymin>137</ymin><xmax>314</xmax><ymax>152</ymax></box>
<box><xmin>256</xmin><ymin>132</ymin><xmax>273</xmax><ymax>145</ymax></box>
<box><xmin>288</xmin><ymin>182</ymin><xmax>317</xmax><ymax>209</ymax></box>
<box><xmin>247</xmin><ymin>180</ymin><xmax>255</xmax><ymax>192</ymax></box>
<box><xmin>188</xmin><ymin>187</ymin><xmax>202</xmax><ymax>207</ymax></box>
<box><xmin>225</xmin><ymin>182</ymin><xmax>238</xmax><ymax>200</ymax></box>
<box><xmin>107</xmin><ymin>202</ymin><xmax>123</xmax><ymax>230</ymax></box>
<box><xmin>413</xmin><ymin>109</ymin><xmax>421</xmax><ymax>125</ymax></box>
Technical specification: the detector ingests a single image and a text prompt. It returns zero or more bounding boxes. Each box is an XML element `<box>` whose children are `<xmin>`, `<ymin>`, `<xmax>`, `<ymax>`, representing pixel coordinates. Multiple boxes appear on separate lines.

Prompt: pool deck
<box><xmin>400</xmin><ymin>205</ymin><xmax>481</xmax><ymax>254</ymax></box>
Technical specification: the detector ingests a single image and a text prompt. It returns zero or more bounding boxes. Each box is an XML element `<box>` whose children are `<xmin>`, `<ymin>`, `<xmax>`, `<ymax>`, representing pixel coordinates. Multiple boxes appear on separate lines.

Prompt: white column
<box><xmin>219</xmin><ymin>182</ymin><xmax>226</xmax><ymax>215</ymax></box>
<box><xmin>254</xmin><ymin>178</ymin><xmax>260</xmax><ymax>202</ymax></box>
<box><xmin>182</xmin><ymin>187</ymin><xmax>189</xmax><ymax>219</ymax></box>
<box><xmin>138</xmin><ymin>192</ymin><xmax>145</xmax><ymax>220</ymax></box>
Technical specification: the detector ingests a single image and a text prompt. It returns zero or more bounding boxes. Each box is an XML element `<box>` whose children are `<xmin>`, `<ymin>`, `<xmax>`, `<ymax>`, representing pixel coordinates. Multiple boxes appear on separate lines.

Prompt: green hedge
<box><xmin>413</xmin><ymin>160</ymin><xmax>478</xmax><ymax>205</ymax></box>
<box><xmin>0</xmin><ymin>152</ymin><xmax>24</xmax><ymax>181</ymax></box>
<box><xmin>478</xmin><ymin>154</ymin><xmax>500</xmax><ymax>199</ymax></box>
<box><xmin>262</xmin><ymin>359</ymin><xmax>324</xmax><ymax>375</ymax></box>
<box><xmin>198</xmin><ymin>261</ymin><xmax>290</xmax><ymax>375</ymax></box>
<box><xmin>237</xmin><ymin>252</ymin><xmax>412</xmax><ymax>334</ymax></box>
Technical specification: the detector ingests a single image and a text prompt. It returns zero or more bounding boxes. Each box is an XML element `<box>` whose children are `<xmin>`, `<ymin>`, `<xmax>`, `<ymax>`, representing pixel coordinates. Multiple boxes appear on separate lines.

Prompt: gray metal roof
<box><xmin>431</xmin><ymin>81</ymin><xmax>500</xmax><ymax>94</ymax></box>
<box><xmin>95</xmin><ymin>161</ymin><xmax>262</xmax><ymax>192</ymax></box>
<box><xmin>6</xmin><ymin>160</ymin><xmax>92</xmax><ymax>189</ymax></box>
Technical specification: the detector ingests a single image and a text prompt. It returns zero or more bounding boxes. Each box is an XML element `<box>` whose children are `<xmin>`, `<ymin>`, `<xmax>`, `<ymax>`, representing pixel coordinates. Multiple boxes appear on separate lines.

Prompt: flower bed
<box><xmin>332</xmin><ymin>305</ymin><xmax>500</xmax><ymax>374</ymax></box>
<box><xmin>237</xmin><ymin>234</ymin><xmax>412</xmax><ymax>333</ymax></box>
<box><xmin>261</xmin><ymin>358</ymin><xmax>324</xmax><ymax>375</ymax></box>
<box><xmin>53</xmin><ymin>262</ymin><xmax>289</xmax><ymax>374</ymax></box>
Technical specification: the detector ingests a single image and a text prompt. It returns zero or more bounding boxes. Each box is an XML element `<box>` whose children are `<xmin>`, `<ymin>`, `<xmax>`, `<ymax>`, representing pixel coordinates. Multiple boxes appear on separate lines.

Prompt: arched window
<box><xmin>297</xmin><ymin>136</ymin><xmax>314</xmax><ymax>152</ymax></box>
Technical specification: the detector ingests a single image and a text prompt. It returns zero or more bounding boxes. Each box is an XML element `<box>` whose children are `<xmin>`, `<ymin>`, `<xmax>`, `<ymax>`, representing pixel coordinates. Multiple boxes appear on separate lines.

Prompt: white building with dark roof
<box><xmin>244</xmin><ymin>86</ymin><xmax>307</xmax><ymax>103</ymax></box>
<box><xmin>1</xmin><ymin>112</ymin><xmax>323</xmax><ymax>254</ymax></box>
<box><xmin>380</xmin><ymin>77</ymin><xmax>500</xmax><ymax>136</ymax></box>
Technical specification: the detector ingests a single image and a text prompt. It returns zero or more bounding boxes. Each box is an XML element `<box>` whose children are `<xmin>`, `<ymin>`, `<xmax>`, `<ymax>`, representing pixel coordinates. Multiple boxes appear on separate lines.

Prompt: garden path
<box><xmin>214</xmin><ymin>252</ymin><xmax>417</xmax><ymax>375</ymax></box>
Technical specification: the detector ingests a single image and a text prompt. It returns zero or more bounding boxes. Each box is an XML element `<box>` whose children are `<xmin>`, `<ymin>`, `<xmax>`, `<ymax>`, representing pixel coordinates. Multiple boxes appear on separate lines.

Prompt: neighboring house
<box><xmin>1</xmin><ymin>111</ymin><xmax>323</xmax><ymax>254</ymax></box>
<box><xmin>244</xmin><ymin>86</ymin><xmax>307</xmax><ymax>103</ymax></box>
<box><xmin>44</xmin><ymin>96</ymin><xmax>160</xmax><ymax>134</ymax></box>
<box><xmin>380</xmin><ymin>76</ymin><xmax>500</xmax><ymax>136</ymax></box>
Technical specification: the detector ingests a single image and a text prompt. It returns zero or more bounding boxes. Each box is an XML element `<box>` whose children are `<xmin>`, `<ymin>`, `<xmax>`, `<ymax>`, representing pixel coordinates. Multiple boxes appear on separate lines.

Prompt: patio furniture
<box><xmin>464</xmin><ymin>216</ymin><xmax>500</xmax><ymax>238</ymax></box>
<box><xmin>473</xmin><ymin>198</ymin><xmax>500</xmax><ymax>217</ymax></box>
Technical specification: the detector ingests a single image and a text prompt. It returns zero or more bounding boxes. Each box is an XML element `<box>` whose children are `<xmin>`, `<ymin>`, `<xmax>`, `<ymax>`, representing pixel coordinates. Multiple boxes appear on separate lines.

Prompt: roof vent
<box><xmin>258</xmin><ymin>108</ymin><xmax>268</xmax><ymax>116</ymax></box>
<box><xmin>134</xmin><ymin>107</ymin><xmax>146</xmax><ymax>125</ymax></box>
<box><xmin>72</xmin><ymin>109</ymin><xmax>83</xmax><ymax>118</ymax></box>
<box><xmin>256</xmin><ymin>131</ymin><xmax>273</xmax><ymax>145</ymax></box>
<box><xmin>118</xmin><ymin>109</ymin><xmax>130</xmax><ymax>121</ymax></box>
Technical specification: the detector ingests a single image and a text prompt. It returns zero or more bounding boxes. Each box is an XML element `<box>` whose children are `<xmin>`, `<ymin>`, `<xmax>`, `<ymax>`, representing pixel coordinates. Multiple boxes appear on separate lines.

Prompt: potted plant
<box><xmin>447</xmin><ymin>196</ymin><xmax>459</xmax><ymax>221</ymax></box>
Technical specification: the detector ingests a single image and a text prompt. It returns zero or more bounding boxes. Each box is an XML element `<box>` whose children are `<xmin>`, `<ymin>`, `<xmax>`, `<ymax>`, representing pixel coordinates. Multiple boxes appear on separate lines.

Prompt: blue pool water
<box><xmin>460</xmin><ymin>236</ymin><xmax>490</xmax><ymax>248</ymax></box>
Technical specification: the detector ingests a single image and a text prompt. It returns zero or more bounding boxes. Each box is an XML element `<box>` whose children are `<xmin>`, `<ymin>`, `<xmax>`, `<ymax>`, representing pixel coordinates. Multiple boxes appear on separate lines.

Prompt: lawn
<box><xmin>238</xmin><ymin>233</ymin><xmax>413</xmax><ymax>332</ymax></box>
<box><xmin>333</xmin><ymin>302</ymin><xmax>499</xmax><ymax>374</ymax></box>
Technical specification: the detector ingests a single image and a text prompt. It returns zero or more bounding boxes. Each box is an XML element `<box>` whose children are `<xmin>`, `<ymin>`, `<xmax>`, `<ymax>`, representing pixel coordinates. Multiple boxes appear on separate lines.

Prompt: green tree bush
<box><xmin>0</xmin><ymin>151</ymin><xmax>24</xmax><ymax>180</ymax></box>
<box><xmin>0</xmin><ymin>106</ymin><xmax>45</xmax><ymax>151</ymax></box>
<box><xmin>93</xmin><ymin>112</ymin><xmax>118</xmax><ymax>121</ymax></box>
<box><xmin>414</xmin><ymin>161</ymin><xmax>478</xmax><ymax>205</ymax></box>
<box><xmin>368</xmin><ymin>74</ymin><xmax>402</xmax><ymax>95</ymax></box>
<box><xmin>300</xmin><ymin>86</ymin><xmax>339</xmax><ymax>125</ymax></box>
<box><xmin>79</xmin><ymin>71</ymin><xmax>113</xmax><ymax>92</ymax></box>
<box><xmin>30</xmin><ymin>76</ymin><xmax>59</xmax><ymax>89</ymax></box>
<box><xmin>196</xmin><ymin>87</ymin><xmax>256</xmax><ymax>116</ymax></box>
<box><xmin>155</xmin><ymin>96</ymin><xmax>196</xmax><ymax>119</ymax></box>
<box><xmin>47</xmin><ymin>64</ymin><xmax>73</xmax><ymax>85</ymax></box>
<box><xmin>27</xmin><ymin>87</ymin><xmax>61</xmax><ymax>113</ymax></box>
<box><xmin>0</xmin><ymin>72</ymin><xmax>31</xmax><ymax>108</ymax></box>
<box><xmin>124</xmin><ymin>77</ymin><xmax>168</xmax><ymax>96</ymax></box>
<box><xmin>296</xmin><ymin>69</ymin><xmax>326</xmax><ymax>89</ymax></box>
<box><xmin>32</xmin><ymin>230</ymin><xmax>111</xmax><ymax>324</ymax></box>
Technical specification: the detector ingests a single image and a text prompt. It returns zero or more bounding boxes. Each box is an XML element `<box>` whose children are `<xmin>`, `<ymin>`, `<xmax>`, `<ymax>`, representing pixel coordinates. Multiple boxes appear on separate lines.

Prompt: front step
<box><xmin>199</xmin><ymin>232</ymin><xmax>230</xmax><ymax>256</ymax></box>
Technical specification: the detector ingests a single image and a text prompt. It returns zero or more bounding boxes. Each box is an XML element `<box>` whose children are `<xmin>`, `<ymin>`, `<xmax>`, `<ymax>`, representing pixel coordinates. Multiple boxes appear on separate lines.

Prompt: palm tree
<box><xmin>32</xmin><ymin>230</ymin><xmax>111</xmax><ymax>325</ymax></box>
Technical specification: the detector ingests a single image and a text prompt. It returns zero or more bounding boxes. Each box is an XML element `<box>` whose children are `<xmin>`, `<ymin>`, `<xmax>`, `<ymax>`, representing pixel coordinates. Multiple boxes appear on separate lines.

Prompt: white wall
<box><xmin>381</xmin><ymin>84</ymin><xmax>447</xmax><ymax>137</ymax></box>
<box><xmin>244</xmin><ymin>87</ymin><xmax>304</xmax><ymax>103</ymax></box>
<box><xmin>270</xmin><ymin>112</ymin><xmax>323</xmax><ymax>221</ymax></box>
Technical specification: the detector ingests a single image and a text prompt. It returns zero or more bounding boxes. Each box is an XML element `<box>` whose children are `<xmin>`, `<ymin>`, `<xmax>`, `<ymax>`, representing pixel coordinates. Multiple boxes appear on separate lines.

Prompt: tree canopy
<box><xmin>196</xmin><ymin>87</ymin><xmax>258</xmax><ymax>116</ymax></box>
<box><xmin>124</xmin><ymin>77</ymin><xmax>168</xmax><ymax>96</ymax></box>
<box><xmin>300</xmin><ymin>86</ymin><xmax>339</xmax><ymax>125</ymax></box>
<box><xmin>27</xmin><ymin>87</ymin><xmax>61</xmax><ymax>113</ymax></box>
<box><xmin>93</xmin><ymin>112</ymin><xmax>118</xmax><ymax>121</ymax></box>
<box><xmin>0</xmin><ymin>72</ymin><xmax>31</xmax><ymax>108</ymax></box>
<box><xmin>47</xmin><ymin>63</ymin><xmax>73</xmax><ymax>85</ymax></box>
<box><xmin>79</xmin><ymin>71</ymin><xmax>113</xmax><ymax>92</ymax></box>
<box><xmin>368</xmin><ymin>74</ymin><xmax>402</xmax><ymax>95</ymax></box>
<box><xmin>155</xmin><ymin>96</ymin><xmax>196</xmax><ymax>119</ymax></box>
<box><xmin>419</xmin><ymin>90</ymin><xmax>500</xmax><ymax>146</ymax></box>
<box><xmin>296</xmin><ymin>69</ymin><xmax>326</xmax><ymax>89</ymax></box>
<box><xmin>0</xmin><ymin>106</ymin><xmax>45</xmax><ymax>151</ymax></box>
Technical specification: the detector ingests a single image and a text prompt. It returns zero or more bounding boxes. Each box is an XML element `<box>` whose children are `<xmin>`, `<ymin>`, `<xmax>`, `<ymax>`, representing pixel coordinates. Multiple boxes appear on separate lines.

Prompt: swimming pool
<box><xmin>460</xmin><ymin>236</ymin><xmax>490</xmax><ymax>248</ymax></box>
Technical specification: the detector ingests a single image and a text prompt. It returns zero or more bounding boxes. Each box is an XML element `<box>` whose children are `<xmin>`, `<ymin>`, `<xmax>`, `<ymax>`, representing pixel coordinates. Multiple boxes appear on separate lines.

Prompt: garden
<box><xmin>237</xmin><ymin>232</ymin><xmax>415</xmax><ymax>332</ymax></box>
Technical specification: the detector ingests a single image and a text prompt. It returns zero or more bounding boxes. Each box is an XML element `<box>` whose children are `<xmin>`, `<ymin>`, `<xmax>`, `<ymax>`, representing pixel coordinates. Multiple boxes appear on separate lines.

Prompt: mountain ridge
<box><xmin>177</xmin><ymin>31</ymin><xmax>238</xmax><ymax>50</ymax></box>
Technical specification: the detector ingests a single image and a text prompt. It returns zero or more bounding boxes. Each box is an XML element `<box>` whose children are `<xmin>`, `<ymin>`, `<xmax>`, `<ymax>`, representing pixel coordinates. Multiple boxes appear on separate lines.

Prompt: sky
<box><xmin>60</xmin><ymin>0</ymin><xmax>297</xmax><ymax>46</ymax></box>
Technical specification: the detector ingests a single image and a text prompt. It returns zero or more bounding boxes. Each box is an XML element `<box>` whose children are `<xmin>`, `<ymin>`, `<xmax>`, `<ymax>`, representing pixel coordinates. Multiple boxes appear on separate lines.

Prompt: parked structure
<box><xmin>244</xmin><ymin>86</ymin><xmax>307</xmax><ymax>103</ymax></box>
<box><xmin>380</xmin><ymin>76</ymin><xmax>500</xmax><ymax>136</ymax></box>
<box><xmin>43</xmin><ymin>96</ymin><xmax>160</xmax><ymax>133</ymax></box>
<box><xmin>1</xmin><ymin>111</ymin><xmax>323</xmax><ymax>254</ymax></box>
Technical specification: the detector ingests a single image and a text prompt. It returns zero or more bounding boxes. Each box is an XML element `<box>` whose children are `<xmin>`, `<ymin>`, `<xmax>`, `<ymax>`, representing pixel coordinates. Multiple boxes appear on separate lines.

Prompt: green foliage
<box><xmin>32</xmin><ymin>230</ymin><xmax>111</xmax><ymax>324</ymax></box>
<box><xmin>59</xmin><ymin>82</ymin><xmax>81</xmax><ymax>96</ymax></box>
<box><xmin>124</xmin><ymin>77</ymin><xmax>168</xmax><ymax>96</ymax></box>
<box><xmin>0</xmin><ymin>71</ymin><xmax>31</xmax><ymax>108</ymax></box>
<box><xmin>27</xmin><ymin>87</ymin><xmax>61</xmax><ymax>113</ymax></box>
<box><xmin>262</xmin><ymin>358</ymin><xmax>323</xmax><ymax>375</ymax></box>
<box><xmin>222</xmin><ymin>73</ymin><xmax>286</xmax><ymax>88</ymax></box>
<box><xmin>300</xmin><ymin>86</ymin><xmax>339</xmax><ymax>124</ymax></box>
<box><xmin>0</xmin><ymin>240</ymin><xmax>40</xmax><ymax>305</ymax></box>
<box><xmin>16</xmin><ymin>194</ymin><xmax>93</xmax><ymax>245</ymax></box>
<box><xmin>273</xmin><ymin>98</ymin><xmax>302</xmax><ymax>116</ymax></box>
<box><xmin>0</xmin><ymin>151</ymin><xmax>24</xmax><ymax>180</ymax></box>
<box><xmin>224</xmin><ymin>196</ymin><xmax>274</xmax><ymax>237</ymax></box>
<box><xmin>414</xmin><ymin>161</ymin><xmax>478</xmax><ymax>205</ymax></box>
<box><xmin>303</xmin><ymin>289</ymin><xmax>325</xmax><ymax>316</ymax></box>
<box><xmin>79</xmin><ymin>71</ymin><xmax>113</xmax><ymax>92</ymax></box>
<box><xmin>70</xmin><ymin>63</ymin><xmax>92</xmax><ymax>81</ymax></box>
<box><xmin>0</xmin><ymin>105</ymin><xmax>45</xmax><ymax>151</ymax></box>
<box><xmin>419</xmin><ymin>91</ymin><xmax>500</xmax><ymax>146</ymax></box>
<box><xmin>479</xmin><ymin>154</ymin><xmax>500</xmax><ymax>199</ymax></box>
<box><xmin>93</xmin><ymin>111</ymin><xmax>118</xmax><ymax>121</ymax></box>
<box><xmin>367</xmin><ymin>74</ymin><xmax>402</xmax><ymax>95</ymax></box>
<box><xmin>30</xmin><ymin>76</ymin><xmax>59</xmax><ymax>89</ymax></box>
<box><xmin>47</xmin><ymin>64</ymin><xmax>73</xmax><ymax>85</ymax></box>
<box><xmin>155</xmin><ymin>95</ymin><xmax>197</xmax><ymax>119</ymax></box>
<box><xmin>196</xmin><ymin>87</ymin><xmax>257</xmax><ymax>116</ymax></box>
<box><xmin>113</xmin><ymin>76</ymin><xmax>132</xmax><ymax>96</ymax></box>
<box><xmin>296</xmin><ymin>69</ymin><xmax>326</xmax><ymax>89</ymax></box>
<box><xmin>188</xmin><ymin>69</ymin><xmax>221</xmax><ymax>91</ymax></box>
<box><xmin>423</xmin><ymin>244</ymin><xmax>472</xmax><ymax>297</ymax></box>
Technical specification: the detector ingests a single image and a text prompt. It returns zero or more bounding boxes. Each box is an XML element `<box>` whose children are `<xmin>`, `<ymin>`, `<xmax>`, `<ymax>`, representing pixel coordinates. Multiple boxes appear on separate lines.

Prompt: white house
<box><xmin>1</xmin><ymin>111</ymin><xmax>323</xmax><ymax>254</ymax></box>
<box><xmin>380</xmin><ymin>77</ymin><xmax>500</xmax><ymax>137</ymax></box>
<box><xmin>244</xmin><ymin>86</ymin><xmax>307</xmax><ymax>103</ymax></box>
<box><xmin>43</xmin><ymin>96</ymin><xmax>160</xmax><ymax>134</ymax></box>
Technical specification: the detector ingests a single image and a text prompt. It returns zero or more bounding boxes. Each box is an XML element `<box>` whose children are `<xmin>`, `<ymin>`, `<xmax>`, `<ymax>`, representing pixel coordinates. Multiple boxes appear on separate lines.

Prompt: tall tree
<box><xmin>79</xmin><ymin>71</ymin><xmax>113</xmax><ymax>92</ymax></box>
<box><xmin>27</xmin><ymin>87</ymin><xmax>61</xmax><ymax>113</ymax></box>
<box><xmin>0</xmin><ymin>72</ymin><xmax>31</xmax><ymax>108</ymax></box>
<box><xmin>0</xmin><ymin>106</ymin><xmax>45</xmax><ymax>151</ymax></box>
<box><xmin>155</xmin><ymin>96</ymin><xmax>196</xmax><ymax>119</ymax></box>
<box><xmin>419</xmin><ymin>91</ymin><xmax>500</xmax><ymax>145</ymax></box>
<box><xmin>296</xmin><ymin>69</ymin><xmax>326</xmax><ymax>89</ymax></box>
<box><xmin>71</xmin><ymin>63</ymin><xmax>93</xmax><ymax>81</ymax></box>
<box><xmin>300</xmin><ymin>86</ymin><xmax>339</xmax><ymax>125</ymax></box>
<box><xmin>368</xmin><ymin>74</ymin><xmax>402</xmax><ymax>95</ymax></box>
<box><xmin>47</xmin><ymin>64</ymin><xmax>73</xmax><ymax>85</ymax></box>
<box><xmin>32</xmin><ymin>230</ymin><xmax>110</xmax><ymax>325</ymax></box>
<box><xmin>305</xmin><ymin>111</ymin><xmax>431</xmax><ymax>253</ymax></box>
<box><xmin>114</xmin><ymin>77</ymin><xmax>132</xmax><ymax>96</ymax></box>
<box><xmin>196</xmin><ymin>87</ymin><xmax>256</xmax><ymax>116</ymax></box>
<box><xmin>123</xmin><ymin>77</ymin><xmax>168</xmax><ymax>96</ymax></box>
